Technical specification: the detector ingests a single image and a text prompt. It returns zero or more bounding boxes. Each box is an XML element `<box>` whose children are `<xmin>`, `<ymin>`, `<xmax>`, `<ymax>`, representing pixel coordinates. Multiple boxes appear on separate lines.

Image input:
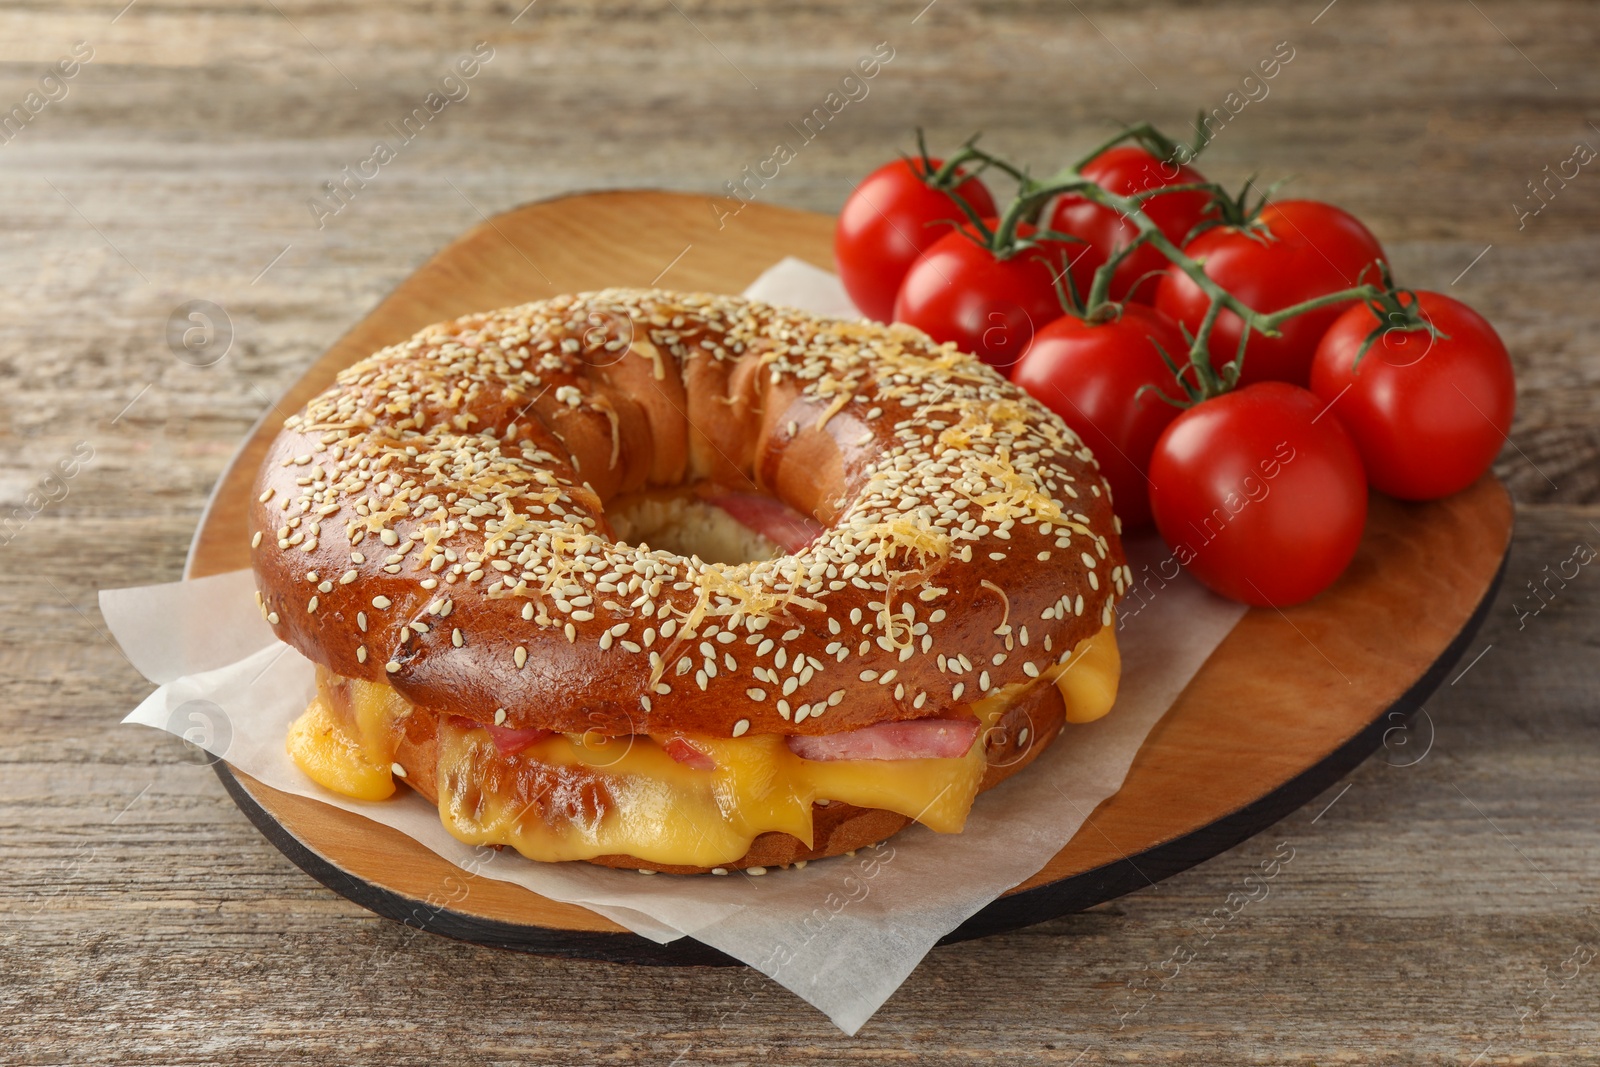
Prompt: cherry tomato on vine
<box><xmin>835</xmin><ymin>158</ymin><xmax>998</xmax><ymax>323</ymax></box>
<box><xmin>1047</xmin><ymin>146</ymin><xmax>1216</xmax><ymax>304</ymax></box>
<box><xmin>1155</xmin><ymin>200</ymin><xmax>1387</xmax><ymax>388</ymax></box>
<box><xmin>893</xmin><ymin>221</ymin><xmax>1098</xmax><ymax>372</ymax></box>
<box><xmin>1011</xmin><ymin>305</ymin><xmax>1191</xmax><ymax>531</ymax></box>
<box><xmin>1148</xmin><ymin>382</ymin><xmax>1368</xmax><ymax>606</ymax></box>
<box><xmin>1310</xmin><ymin>291</ymin><xmax>1515</xmax><ymax>501</ymax></box>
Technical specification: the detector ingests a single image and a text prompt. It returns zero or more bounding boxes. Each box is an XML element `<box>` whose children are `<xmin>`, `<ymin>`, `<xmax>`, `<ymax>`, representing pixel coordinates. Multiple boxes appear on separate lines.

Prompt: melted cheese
<box><xmin>287</xmin><ymin>695</ymin><xmax>396</xmax><ymax>801</ymax></box>
<box><xmin>1051</xmin><ymin>622</ymin><xmax>1120</xmax><ymax>723</ymax></box>
<box><xmin>285</xmin><ymin>674</ymin><xmax>409</xmax><ymax>801</ymax></box>
<box><xmin>286</xmin><ymin>621</ymin><xmax>1121</xmax><ymax>866</ymax></box>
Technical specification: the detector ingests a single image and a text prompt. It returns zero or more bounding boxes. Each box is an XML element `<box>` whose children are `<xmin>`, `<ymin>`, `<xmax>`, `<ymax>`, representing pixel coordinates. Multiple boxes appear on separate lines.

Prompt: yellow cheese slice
<box><xmin>285</xmin><ymin>619</ymin><xmax>1121</xmax><ymax>866</ymax></box>
<box><xmin>1051</xmin><ymin>622</ymin><xmax>1121</xmax><ymax>723</ymax></box>
<box><xmin>286</xmin><ymin>695</ymin><xmax>397</xmax><ymax>801</ymax></box>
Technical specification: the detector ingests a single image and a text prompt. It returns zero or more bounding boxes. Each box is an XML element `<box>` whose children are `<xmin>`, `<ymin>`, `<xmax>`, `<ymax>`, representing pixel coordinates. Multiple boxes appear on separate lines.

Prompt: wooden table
<box><xmin>3</xmin><ymin>1</ymin><xmax>1596</xmax><ymax>1062</ymax></box>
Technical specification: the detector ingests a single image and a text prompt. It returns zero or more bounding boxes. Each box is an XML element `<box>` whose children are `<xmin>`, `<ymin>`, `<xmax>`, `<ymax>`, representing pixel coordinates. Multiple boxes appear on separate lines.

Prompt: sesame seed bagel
<box><xmin>250</xmin><ymin>288</ymin><xmax>1128</xmax><ymax>745</ymax></box>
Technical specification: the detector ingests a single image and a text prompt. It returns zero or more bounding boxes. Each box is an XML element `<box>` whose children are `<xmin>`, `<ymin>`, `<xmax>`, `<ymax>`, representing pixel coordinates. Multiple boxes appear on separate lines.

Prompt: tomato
<box><xmin>1047</xmin><ymin>146</ymin><xmax>1216</xmax><ymax>304</ymax></box>
<box><xmin>1310</xmin><ymin>291</ymin><xmax>1515</xmax><ymax>500</ymax></box>
<box><xmin>1148</xmin><ymin>382</ymin><xmax>1368</xmax><ymax>606</ymax></box>
<box><xmin>834</xmin><ymin>158</ymin><xmax>997</xmax><ymax>323</ymax></box>
<box><xmin>893</xmin><ymin>222</ymin><xmax>1096</xmax><ymax>372</ymax></box>
<box><xmin>1154</xmin><ymin>200</ymin><xmax>1387</xmax><ymax>388</ymax></box>
<box><xmin>1012</xmin><ymin>305</ymin><xmax>1192</xmax><ymax>531</ymax></box>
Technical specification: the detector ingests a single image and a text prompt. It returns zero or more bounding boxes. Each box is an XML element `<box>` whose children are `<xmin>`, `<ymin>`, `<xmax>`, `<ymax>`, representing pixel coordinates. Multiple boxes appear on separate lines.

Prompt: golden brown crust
<box><xmin>249</xmin><ymin>290</ymin><xmax>1127</xmax><ymax>740</ymax></box>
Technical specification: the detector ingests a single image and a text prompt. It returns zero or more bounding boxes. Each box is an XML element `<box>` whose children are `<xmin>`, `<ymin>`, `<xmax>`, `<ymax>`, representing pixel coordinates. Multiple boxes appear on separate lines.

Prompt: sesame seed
<box><xmin>732</xmin><ymin>719</ymin><xmax>750</xmax><ymax>737</ymax></box>
<box><xmin>391</xmin><ymin>762</ymin><xmax>407</xmax><ymax>777</ymax></box>
<box><xmin>514</xmin><ymin>645</ymin><xmax>528</xmax><ymax>668</ymax></box>
<box><xmin>372</xmin><ymin>596</ymin><xmax>392</xmax><ymax>609</ymax></box>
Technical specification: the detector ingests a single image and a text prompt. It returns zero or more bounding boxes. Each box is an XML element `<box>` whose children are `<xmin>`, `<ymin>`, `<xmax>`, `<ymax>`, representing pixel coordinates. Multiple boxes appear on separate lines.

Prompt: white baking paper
<box><xmin>106</xmin><ymin>259</ymin><xmax>1246</xmax><ymax>1034</ymax></box>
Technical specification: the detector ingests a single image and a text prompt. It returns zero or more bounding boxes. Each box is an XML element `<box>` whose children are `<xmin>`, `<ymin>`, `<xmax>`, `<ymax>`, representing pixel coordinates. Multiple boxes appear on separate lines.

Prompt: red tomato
<box><xmin>1011</xmin><ymin>305</ymin><xmax>1192</xmax><ymax>531</ymax></box>
<box><xmin>1048</xmin><ymin>146</ymin><xmax>1216</xmax><ymax>304</ymax></box>
<box><xmin>1148</xmin><ymin>382</ymin><xmax>1368</xmax><ymax>606</ymax></box>
<box><xmin>834</xmin><ymin>158</ymin><xmax>997</xmax><ymax>323</ymax></box>
<box><xmin>893</xmin><ymin>222</ymin><xmax>1096</xmax><ymax>372</ymax></box>
<box><xmin>1155</xmin><ymin>200</ymin><xmax>1387</xmax><ymax>388</ymax></box>
<box><xmin>1310</xmin><ymin>291</ymin><xmax>1515</xmax><ymax>500</ymax></box>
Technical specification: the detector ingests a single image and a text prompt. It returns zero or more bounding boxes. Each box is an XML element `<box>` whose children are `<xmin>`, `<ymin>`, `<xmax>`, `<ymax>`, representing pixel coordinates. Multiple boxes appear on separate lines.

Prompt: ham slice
<box><xmin>662</xmin><ymin>736</ymin><xmax>716</xmax><ymax>770</ymax></box>
<box><xmin>484</xmin><ymin>722</ymin><xmax>555</xmax><ymax>755</ymax></box>
<box><xmin>704</xmin><ymin>490</ymin><xmax>825</xmax><ymax>553</ymax></box>
<box><xmin>785</xmin><ymin>717</ymin><xmax>980</xmax><ymax>762</ymax></box>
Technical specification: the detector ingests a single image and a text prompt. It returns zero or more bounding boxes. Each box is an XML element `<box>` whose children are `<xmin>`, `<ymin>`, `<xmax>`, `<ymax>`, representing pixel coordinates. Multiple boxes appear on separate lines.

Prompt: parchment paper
<box><xmin>107</xmin><ymin>259</ymin><xmax>1246</xmax><ymax>1034</ymax></box>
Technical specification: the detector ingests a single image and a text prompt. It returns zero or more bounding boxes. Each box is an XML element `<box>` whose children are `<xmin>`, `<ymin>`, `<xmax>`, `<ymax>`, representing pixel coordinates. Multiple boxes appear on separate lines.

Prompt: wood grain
<box><xmin>3</xmin><ymin>1</ymin><xmax>1598</xmax><ymax>1062</ymax></box>
<box><xmin>190</xmin><ymin>190</ymin><xmax>1512</xmax><ymax>954</ymax></box>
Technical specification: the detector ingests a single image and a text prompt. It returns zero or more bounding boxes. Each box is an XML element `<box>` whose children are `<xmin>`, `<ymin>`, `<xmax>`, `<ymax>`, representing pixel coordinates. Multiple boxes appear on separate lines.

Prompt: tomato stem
<box><xmin>918</xmin><ymin>127</ymin><xmax>1409</xmax><ymax>402</ymax></box>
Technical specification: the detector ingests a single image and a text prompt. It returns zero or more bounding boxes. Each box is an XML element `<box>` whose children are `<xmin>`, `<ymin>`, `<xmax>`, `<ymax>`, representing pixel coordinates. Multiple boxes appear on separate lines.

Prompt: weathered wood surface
<box><xmin>1</xmin><ymin>1</ymin><xmax>1597</xmax><ymax>1063</ymax></box>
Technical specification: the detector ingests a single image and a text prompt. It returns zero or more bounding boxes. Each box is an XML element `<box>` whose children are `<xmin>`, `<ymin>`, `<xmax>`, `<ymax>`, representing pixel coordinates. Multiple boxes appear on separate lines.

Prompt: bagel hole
<box><xmin>606</xmin><ymin>483</ymin><xmax>818</xmax><ymax>565</ymax></box>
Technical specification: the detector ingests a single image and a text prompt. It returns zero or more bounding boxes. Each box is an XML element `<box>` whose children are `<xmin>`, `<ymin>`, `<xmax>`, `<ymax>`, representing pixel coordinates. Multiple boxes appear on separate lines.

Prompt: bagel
<box><xmin>251</xmin><ymin>289</ymin><xmax>1131</xmax><ymax>873</ymax></box>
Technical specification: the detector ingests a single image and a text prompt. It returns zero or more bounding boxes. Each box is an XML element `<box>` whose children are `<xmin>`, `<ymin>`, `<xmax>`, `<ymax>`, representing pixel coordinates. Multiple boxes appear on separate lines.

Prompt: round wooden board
<box><xmin>188</xmin><ymin>190</ymin><xmax>1513</xmax><ymax>966</ymax></box>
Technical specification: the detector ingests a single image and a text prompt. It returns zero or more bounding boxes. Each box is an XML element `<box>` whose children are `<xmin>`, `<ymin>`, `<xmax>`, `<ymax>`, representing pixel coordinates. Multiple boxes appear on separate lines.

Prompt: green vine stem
<box><xmin>905</xmin><ymin>129</ymin><xmax>1445</xmax><ymax>404</ymax></box>
<box><xmin>953</xmin><ymin>144</ymin><xmax>1399</xmax><ymax>401</ymax></box>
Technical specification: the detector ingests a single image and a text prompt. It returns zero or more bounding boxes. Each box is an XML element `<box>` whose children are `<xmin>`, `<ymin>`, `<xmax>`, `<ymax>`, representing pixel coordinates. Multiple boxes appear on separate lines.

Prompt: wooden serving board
<box><xmin>188</xmin><ymin>191</ymin><xmax>1513</xmax><ymax>965</ymax></box>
